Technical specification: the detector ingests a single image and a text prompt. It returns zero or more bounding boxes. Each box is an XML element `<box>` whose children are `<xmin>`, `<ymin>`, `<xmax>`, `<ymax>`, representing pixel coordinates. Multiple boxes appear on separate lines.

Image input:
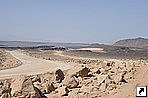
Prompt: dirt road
<box><xmin>0</xmin><ymin>51</ymin><xmax>75</xmax><ymax>79</ymax></box>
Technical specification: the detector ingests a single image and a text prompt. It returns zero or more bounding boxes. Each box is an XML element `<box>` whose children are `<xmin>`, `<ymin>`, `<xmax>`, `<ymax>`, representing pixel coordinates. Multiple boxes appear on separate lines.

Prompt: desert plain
<box><xmin>0</xmin><ymin>38</ymin><xmax>147</xmax><ymax>98</ymax></box>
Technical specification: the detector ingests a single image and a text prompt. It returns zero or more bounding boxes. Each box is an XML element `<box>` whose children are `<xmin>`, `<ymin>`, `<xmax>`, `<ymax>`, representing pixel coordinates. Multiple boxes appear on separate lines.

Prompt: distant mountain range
<box><xmin>0</xmin><ymin>37</ymin><xmax>148</xmax><ymax>49</ymax></box>
<box><xmin>113</xmin><ymin>37</ymin><xmax>148</xmax><ymax>49</ymax></box>
<box><xmin>0</xmin><ymin>41</ymin><xmax>89</xmax><ymax>47</ymax></box>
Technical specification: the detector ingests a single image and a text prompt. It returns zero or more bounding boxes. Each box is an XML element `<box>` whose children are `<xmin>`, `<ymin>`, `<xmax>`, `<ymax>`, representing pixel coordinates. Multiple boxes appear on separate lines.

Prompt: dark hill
<box><xmin>113</xmin><ymin>37</ymin><xmax>148</xmax><ymax>48</ymax></box>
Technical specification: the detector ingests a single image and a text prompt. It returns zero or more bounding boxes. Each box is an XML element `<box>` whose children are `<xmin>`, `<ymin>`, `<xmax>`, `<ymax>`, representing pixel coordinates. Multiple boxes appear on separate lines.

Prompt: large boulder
<box><xmin>55</xmin><ymin>69</ymin><xmax>65</xmax><ymax>83</ymax></box>
<box><xmin>10</xmin><ymin>75</ymin><xmax>34</xmax><ymax>96</ymax></box>
<box><xmin>111</xmin><ymin>71</ymin><xmax>127</xmax><ymax>84</ymax></box>
<box><xmin>66</xmin><ymin>66</ymin><xmax>90</xmax><ymax>78</ymax></box>
<box><xmin>63</xmin><ymin>76</ymin><xmax>79</xmax><ymax>89</ymax></box>
<box><xmin>10</xmin><ymin>75</ymin><xmax>45</xmax><ymax>97</ymax></box>
<box><xmin>78</xmin><ymin>67</ymin><xmax>90</xmax><ymax>77</ymax></box>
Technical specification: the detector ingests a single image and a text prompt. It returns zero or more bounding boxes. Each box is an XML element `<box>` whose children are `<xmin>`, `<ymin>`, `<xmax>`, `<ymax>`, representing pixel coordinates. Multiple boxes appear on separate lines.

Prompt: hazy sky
<box><xmin>0</xmin><ymin>0</ymin><xmax>148</xmax><ymax>43</ymax></box>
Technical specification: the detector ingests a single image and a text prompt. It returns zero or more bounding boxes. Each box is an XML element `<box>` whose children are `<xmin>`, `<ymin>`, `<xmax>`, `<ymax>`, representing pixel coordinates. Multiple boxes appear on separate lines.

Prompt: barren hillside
<box><xmin>113</xmin><ymin>37</ymin><xmax>148</xmax><ymax>48</ymax></box>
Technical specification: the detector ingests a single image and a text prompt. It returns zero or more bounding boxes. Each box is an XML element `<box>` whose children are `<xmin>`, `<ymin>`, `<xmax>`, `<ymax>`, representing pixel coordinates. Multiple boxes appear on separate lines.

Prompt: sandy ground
<box><xmin>53</xmin><ymin>51</ymin><xmax>122</xmax><ymax>62</ymax></box>
<box><xmin>55</xmin><ymin>51</ymin><xmax>148</xmax><ymax>98</ymax></box>
<box><xmin>103</xmin><ymin>62</ymin><xmax>148</xmax><ymax>98</ymax></box>
<box><xmin>0</xmin><ymin>51</ymin><xmax>76</xmax><ymax>79</ymax></box>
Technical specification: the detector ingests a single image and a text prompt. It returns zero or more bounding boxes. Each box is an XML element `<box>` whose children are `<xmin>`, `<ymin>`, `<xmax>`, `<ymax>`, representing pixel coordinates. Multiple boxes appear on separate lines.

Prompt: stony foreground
<box><xmin>0</xmin><ymin>59</ymin><xmax>147</xmax><ymax>98</ymax></box>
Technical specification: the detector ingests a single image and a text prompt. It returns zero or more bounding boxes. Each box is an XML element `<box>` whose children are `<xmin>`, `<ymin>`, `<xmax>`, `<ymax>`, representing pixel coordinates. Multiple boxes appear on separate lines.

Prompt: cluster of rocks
<box><xmin>0</xmin><ymin>60</ymin><xmax>146</xmax><ymax>98</ymax></box>
<box><xmin>65</xmin><ymin>59</ymin><xmax>101</xmax><ymax>65</ymax></box>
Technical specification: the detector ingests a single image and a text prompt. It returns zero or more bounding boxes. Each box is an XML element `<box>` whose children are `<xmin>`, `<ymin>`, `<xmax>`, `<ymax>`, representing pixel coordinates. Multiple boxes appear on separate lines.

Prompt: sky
<box><xmin>0</xmin><ymin>0</ymin><xmax>148</xmax><ymax>44</ymax></box>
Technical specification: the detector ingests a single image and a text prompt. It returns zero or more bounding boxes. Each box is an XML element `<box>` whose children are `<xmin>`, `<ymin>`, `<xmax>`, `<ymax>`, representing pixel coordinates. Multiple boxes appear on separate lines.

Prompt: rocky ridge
<box><xmin>0</xmin><ymin>59</ymin><xmax>147</xmax><ymax>98</ymax></box>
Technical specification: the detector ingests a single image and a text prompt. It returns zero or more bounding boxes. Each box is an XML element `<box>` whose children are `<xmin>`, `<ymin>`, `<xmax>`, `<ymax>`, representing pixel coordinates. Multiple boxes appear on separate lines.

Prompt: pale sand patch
<box><xmin>70</xmin><ymin>48</ymin><xmax>105</xmax><ymax>52</ymax></box>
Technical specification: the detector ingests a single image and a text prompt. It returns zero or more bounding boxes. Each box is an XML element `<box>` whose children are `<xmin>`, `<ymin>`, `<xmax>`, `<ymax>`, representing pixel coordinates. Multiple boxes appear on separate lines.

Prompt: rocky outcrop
<box><xmin>10</xmin><ymin>75</ymin><xmax>45</xmax><ymax>98</ymax></box>
<box><xmin>0</xmin><ymin>59</ymin><xmax>146</xmax><ymax>98</ymax></box>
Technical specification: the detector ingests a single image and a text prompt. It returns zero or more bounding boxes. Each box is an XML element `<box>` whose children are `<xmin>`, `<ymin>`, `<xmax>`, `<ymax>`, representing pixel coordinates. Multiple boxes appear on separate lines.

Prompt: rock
<box><xmin>40</xmin><ymin>72</ymin><xmax>55</xmax><ymax>83</ymax></box>
<box><xmin>31</xmin><ymin>75</ymin><xmax>41</xmax><ymax>83</ymax></box>
<box><xmin>55</xmin><ymin>69</ymin><xmax>64</xmax><ymax>83</ymax></box>
<box><xmin>55</xmin><ymin>86</ymin><xmax>69</xmax><ymax>96</ymax></box>
<box><xmin>10</xmin><ymin>75</ymin><xmax>34</xmax><ymax>96</ymax></box>
<box><xmin>104</xmin><ymin>76</ymin><xmax>112</xmax><ymax>85</ymax></box>
<box><xmin>22</xmin><ymin>78</ymin><xmax>35</xmax><ymax>93</ymax></box>
<box><xmin>33</xmin><ymin>81</ymin><xmax>42</xmax><ymax>91</ymax></box>
<box><xmin>100</xmin><ymin>61</ymin><xmax>114</xmax><ymax>68</ymax></box>
<box><xmin>100</xmin><ymin>68</ymin><xmax>109</xmax><ymax>75</ymax></box>
<box><xmin>10</xmin><ymin>75</ymin><xmax>45</xmax><ymax>97</ymax></box>
<box><xmin>0</xmin><ymin>80</ymin><xmax>11</xmax><ymax>98</ymax></box>
<box><xmin>99</xmin><ymin>83</ymin><xmax>107</xmax><ymax>91</ymax></box>
<box><xmin>111</xmin><ymin>71</ymin><xmax>127</xmax><ymax>84</ymax></box>
<box><xmin>68</xmin><ymin>91</ymin><xmax>83</xmax><ymax>98</ymax></box>
<box><xmin>96</xmin><ymin>75</ymin><xmax>107</xmax><ymax>86</ymax></box>
<box><xmin>66</xmin><ymin>66</ymin><xmax>90</xmax><ymax>78</ymax></box>
<box><xmin>91</xmin><ymin>67</ymin><xmax>101</xmax><ymax>74</ymax></box>
<box><xmin>0</xmin><ymin>92</ymin><xmax>11</xmax><ymax>98</ymax></box>
<box><xmin>44</xmin><ymin>93</ymin><xmax>60</xmax><ymax>98</ymax></box>
<box><xmin>65</xmin><ymin>67</ymin><xmax>81</xmax><ymax>77</ymax></box>
<box><xmin>78</xmin><ymin>67</ymin><xmax>90</xmax><ymax>77</ymax></box>
<box><xmin>42</xmin><ymin>82</ymin><xmax>56</xmax><ymax>94</ymax></box>
<box><xmin>106</xmin><ymin>61</ymin><xmax>115</xmax><ymax>67</ymax></box>
<box><xmin>63</xmin><ymin>76</ymin><xmax>79</xmax><ymax>89</ymax></box>
<box><xmin>95</xmin><ymin>70</ymin><xmax>101</xmax><ymax>74</ymax></box>
<box><xmin>1</xmin><ymin>80</ymin><xmax>11</xmax><ymax>95</ymax></box>
<box><xmin>34</xmin><ymin>87</ymin><xmax>47</xmax><ymax>98</ymax></box>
